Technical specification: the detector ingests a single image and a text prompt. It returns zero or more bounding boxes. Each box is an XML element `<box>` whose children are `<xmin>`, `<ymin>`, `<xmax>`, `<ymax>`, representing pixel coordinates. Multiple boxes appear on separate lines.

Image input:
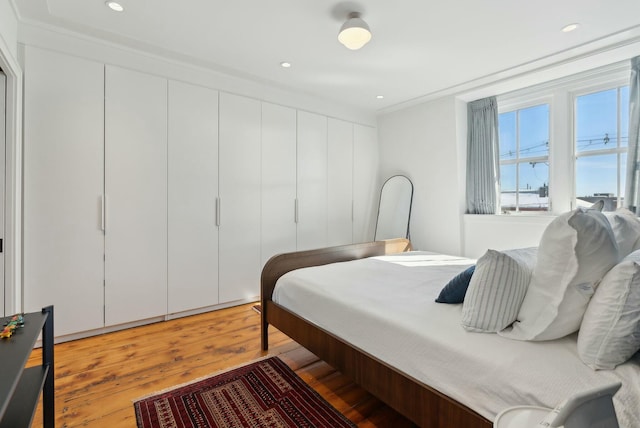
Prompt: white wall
<box><xmin>377</xmin><ymin>96</ymin><xmax>464</xmax><ymax>255</ymax></box>
<box><xmin>377</xmin><ymin>93</ymin><xmax>567</xmax><ymax>258</ymax></box>
<box><xmin>377</xmin><ymin>97</ymin><xmax>557</xmax><ymax>257</ymax></box>
<box><xmin>0</xmin><ymin>0</ymin><xmax>18</xmax><ymax>63</ymax></box>
<box><xmin>463</xmin><ymin>215</ymin><xmax>553</xmax><ymax>259</ymax></box>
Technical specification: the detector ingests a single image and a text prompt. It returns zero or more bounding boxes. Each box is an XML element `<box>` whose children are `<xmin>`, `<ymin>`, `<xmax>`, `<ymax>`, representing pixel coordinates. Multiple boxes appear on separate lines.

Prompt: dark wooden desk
<box><xmin>0</xmin><ymin>306</ymin><xmax>54</xmax><ymax>428</ymax></box>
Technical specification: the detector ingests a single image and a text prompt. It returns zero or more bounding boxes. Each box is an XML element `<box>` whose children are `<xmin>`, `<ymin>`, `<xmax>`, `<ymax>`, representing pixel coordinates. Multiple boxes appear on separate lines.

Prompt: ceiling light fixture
<box><xmin>280</xmin><ymin>61</ymin><xmax>292</xmax><ymax>68</ymax></box>
<box><xmin>338</xmin><ymin>12</ymin><xmax>371</xmax><ymax>50</ymax></box>
<box><xmin>561</xmin><ymin>23</ymin><xmax>579</xmax><ymax>32</ymax></box>
<box><xmin>106</xmin><ymin>1</ymin><xmax>124</xmax><ymax>12</ymax></box>
<box><xmin>376</xmin><ymin>95</ymin><xmax>384</xmax><ymax>99</ymax></box>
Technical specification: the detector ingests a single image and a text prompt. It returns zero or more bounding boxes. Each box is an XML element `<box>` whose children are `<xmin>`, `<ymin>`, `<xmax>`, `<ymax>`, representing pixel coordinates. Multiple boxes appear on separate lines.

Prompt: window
<box><xmin>496</xmin><ymin>62</ymin><xmax>630</xmax><ymax>214</ymax></box>
<box><xmin>574</xmin><ymin>86</ymin><xmax>629</xmax><ymax>211</ymax></box>
<box><xmin>499</xmin><ymin>104</ymin><xmax>550</xmax><ymax>212</ymax></box>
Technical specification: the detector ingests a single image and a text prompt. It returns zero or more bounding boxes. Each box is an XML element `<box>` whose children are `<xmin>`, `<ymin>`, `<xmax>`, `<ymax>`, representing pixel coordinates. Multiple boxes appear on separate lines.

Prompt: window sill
<box><xmin>463</xmin><ymin>213</ymin><xmax>557</xmax><ymax>224</ymax></box>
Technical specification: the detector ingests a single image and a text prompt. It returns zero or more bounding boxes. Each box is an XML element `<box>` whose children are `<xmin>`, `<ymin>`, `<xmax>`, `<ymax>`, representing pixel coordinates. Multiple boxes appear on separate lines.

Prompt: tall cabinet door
<box><xmin>0</xmin><ymin>71</ymin><xmax>5</xmax><ymax>317</ymax></box>
<box><xmin>23</xmin><ymin>47</ymin><xmax>105</xmax><ymax>336</ymax></box>
<box><xmin>104</xmin><ymin>65</ymin><xmax>168</xmax><ymax>326</ymax></box>
<box><xmin>261</xmin><ymin>102</ymin><xmax>297</xmax><ymax>267</ymax></box>
<box><xmin>327</xmin><ymin>118</ymin><xmax>354</xmax><ymax>246</ymax></box>
<box><xmin>218</xmin><ymin>93</ymin><xmax>261</xmax><ymax>303</ymax></box>
<box><xmin>168</xmin><ymin>81</ymin><xmax>219</xmax><ymax>314</ymax></box>
<box><xmin>353</xmin><ymin>124</ymin><xmax>380</xmax><ymax>243</ymax></box>
<box><xmin>297</xmin><ymin>111</ymin><xmax>328</xmax><ymax>251</ymax></box>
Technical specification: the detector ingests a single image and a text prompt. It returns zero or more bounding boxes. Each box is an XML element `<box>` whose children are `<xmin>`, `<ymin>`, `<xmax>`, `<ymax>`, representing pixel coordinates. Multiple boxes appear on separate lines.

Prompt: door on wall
<box><xmin>104</xmin><ymin>65</ymin><xmax>168</xmax><ymax>326</ymax></box>
<box><xmin>261</xmin><ymin>102</ymin><xmax>297</xmax><ymax>267</ymax></box>
<box><xmin>327</xmin><ymin>118</ymin><xmax>353</xmax><ymax>246</ymax></box>
<box><xmin>218</xmin><ymin>92</ymin><xmax>262</xmax><ymax>303</ymax></box>
<box><xmin>22</xmin><ymin>48</ymin><xmax>105</xmax><ymax>336</ymax></box>
<box><xmin>0</xmin><ymin>70</ymin><xmax>6</xmax><ymax>317</ymax></box>
<box><xmin>296</xmin><ymin>111</ymin><xmax>328</xmax><ymax>251</ymax></box>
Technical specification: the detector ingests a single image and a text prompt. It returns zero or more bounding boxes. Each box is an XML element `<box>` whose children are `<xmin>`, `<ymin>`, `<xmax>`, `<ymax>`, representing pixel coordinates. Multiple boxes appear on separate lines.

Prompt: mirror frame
<box><xmin>374</xmin><ymin>175</ymin><xmax>414</xmax><ymax>241</ymax></box>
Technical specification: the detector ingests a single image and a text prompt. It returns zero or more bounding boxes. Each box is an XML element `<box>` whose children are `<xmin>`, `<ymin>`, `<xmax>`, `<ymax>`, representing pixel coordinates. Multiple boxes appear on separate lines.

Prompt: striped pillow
<box><xmin>461</xmin><ymin>248</ymin><xmax>537</xmax><ymax>333</ymax></box>
<box><xmin>578</xmin><ymin>249</ymin><xmax>640</xmax><ymax>369</ymax></box>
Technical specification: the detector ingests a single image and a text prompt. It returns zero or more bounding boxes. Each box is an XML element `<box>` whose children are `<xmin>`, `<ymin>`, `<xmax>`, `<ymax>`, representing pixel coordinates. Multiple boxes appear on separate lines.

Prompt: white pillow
<box><xmin>603</xmin><ymin>207</ymin><xmax>640</xmax><ymax>258</ymax></box>
<box><xmin>462</xmin><ymin>247</ymin><xmax>537</xmax><ymax>333</ymax></box>
<box><xmin>500</xmin><ymin>208</ymin><xmax>619</xmax><ymax>341</ymax></box>
<box><xmin>578</xmin><ymin>250</ymin><xmax>640</xmax><ymax>370</ymax></box>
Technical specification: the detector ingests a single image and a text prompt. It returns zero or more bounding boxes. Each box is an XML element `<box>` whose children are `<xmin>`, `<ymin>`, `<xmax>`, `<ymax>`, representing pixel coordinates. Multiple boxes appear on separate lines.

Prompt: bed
<box><xmin>260</xmin><ymin>238</ymin><xmax>640</xmax><ymax>428</ymax></box>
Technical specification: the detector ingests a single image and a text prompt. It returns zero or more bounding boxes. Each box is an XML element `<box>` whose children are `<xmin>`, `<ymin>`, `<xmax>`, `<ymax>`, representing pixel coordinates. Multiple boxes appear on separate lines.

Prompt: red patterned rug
<box><xmin>134</xmin><ymin>356</ymin><xmax>355</xmax><ymax>428</ymax></box>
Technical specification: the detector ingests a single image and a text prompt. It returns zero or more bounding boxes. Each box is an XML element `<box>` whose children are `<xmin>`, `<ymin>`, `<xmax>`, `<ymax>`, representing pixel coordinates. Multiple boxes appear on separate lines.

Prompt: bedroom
<box><xmin>1</xmin><ymin>0</ymin><xmax>640</xmax><ymax>426</ymax></box>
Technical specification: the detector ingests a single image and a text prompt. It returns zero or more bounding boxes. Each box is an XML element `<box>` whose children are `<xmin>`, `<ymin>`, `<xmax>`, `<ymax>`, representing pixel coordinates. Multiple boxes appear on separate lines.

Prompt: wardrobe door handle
<box><xmin>101</xmin><ymin>195</ymin><xmax>106</xmax><ymax>231</ymax></box>
<box><xmin>216</xmin><ymin>197</ymin><xmax>221</xmax><ymax>226</ymax></box>
<box><xmin>294</xmin><ymin>198</ymin><xmax>299</xmax><ymax>223</ymax></box>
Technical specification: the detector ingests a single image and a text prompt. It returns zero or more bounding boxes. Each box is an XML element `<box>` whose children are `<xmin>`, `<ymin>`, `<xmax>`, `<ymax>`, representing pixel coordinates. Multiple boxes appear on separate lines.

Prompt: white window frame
<box><xmin>498</xmin><ymin>96</ymin><xmax>552</xmax><ymax>213</ymax></box>
<box><xmin>571</xmin><ymin>83</ymin><xmax>629</xmax><ymax>210</ymax></box>
<box><xmin>496</xmin><ymin>61</ymin><xmax>630</xmax><ymax>215</ymax></box>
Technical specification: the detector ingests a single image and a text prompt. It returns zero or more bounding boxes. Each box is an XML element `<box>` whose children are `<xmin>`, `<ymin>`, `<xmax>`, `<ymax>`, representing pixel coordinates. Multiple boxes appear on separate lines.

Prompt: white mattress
<box><xmin>272</xmin><ymin>251</ymin><xmax>640</xmax><ymax>427</ymax></box>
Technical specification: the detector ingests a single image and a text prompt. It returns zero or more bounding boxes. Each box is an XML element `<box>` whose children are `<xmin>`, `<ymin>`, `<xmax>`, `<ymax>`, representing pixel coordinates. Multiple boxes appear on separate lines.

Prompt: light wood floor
<box><xmin>26</xmin><ymin>303</ymin><xmax>412</xmax><ymax>427</ymax></box>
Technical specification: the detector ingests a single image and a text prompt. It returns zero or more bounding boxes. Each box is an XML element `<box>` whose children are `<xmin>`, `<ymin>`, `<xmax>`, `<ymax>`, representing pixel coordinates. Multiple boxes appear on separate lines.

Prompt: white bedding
<box><xmin>272</xmin><ymin>251</ymin><xmax>640</xmax><ymax>427</ymax></box>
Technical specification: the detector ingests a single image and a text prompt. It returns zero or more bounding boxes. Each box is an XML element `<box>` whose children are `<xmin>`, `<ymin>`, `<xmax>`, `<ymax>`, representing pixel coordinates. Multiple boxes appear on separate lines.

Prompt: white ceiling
<box><xmin>12</xmin><ymin>0</ymin><xmax>640</xmax><ymax>113</ymax></box>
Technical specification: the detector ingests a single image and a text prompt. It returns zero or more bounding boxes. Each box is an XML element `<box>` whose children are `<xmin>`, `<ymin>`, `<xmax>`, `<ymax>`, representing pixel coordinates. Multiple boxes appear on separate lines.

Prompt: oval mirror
<box><xmin>374</xmin><ymin>175</ymin><xmax>413</xmax><ymax>240</ymax></box>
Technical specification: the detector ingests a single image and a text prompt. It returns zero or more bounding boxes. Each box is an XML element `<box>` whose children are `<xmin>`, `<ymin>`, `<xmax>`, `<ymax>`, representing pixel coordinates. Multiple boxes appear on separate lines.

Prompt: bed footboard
<box><xmin>259</xmin><ymin>238</ymin><xmax>492</xmax><ymax>428</ymax></box>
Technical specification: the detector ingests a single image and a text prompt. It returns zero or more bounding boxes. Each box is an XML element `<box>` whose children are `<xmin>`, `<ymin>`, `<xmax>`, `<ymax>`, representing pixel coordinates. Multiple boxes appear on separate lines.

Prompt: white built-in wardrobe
<box><xmin>22</xmin><ymin>45</ymin><xmax>378</xmax><ymax>338</ymax></box>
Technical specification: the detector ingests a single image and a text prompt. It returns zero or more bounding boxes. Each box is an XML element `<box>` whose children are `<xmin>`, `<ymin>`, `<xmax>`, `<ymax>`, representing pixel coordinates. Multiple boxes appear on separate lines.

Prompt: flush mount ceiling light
<box><xmin>280</xmin><ymin>61</ymin><xmax>292</xmax><ymax>68</ymax></box>
<box><xmin>106</xmin><ymin>1</ymin><xmax>124</xmax><ymax>12</ymax></box>
<box><xmin>338</xmin><ymin>12</ymin><xmax>371</xmax><ymax>50</ymax></box>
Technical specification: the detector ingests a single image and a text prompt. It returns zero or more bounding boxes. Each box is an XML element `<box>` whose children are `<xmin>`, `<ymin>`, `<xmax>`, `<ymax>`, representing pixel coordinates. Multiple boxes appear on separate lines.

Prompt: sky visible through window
<box><xmin>575</xmin><ymin>87</ymin><xmax>628</xmax><ymax>199</ymax></box>
<box><xmin>499</xmin><ymin>104</ymin><xmax>550</xmax><ymax>211</ymax></box>
<box><xmin>499</xmin><ymin>85</ymin><xmax>629</xmax><ymax>212</ymax></box>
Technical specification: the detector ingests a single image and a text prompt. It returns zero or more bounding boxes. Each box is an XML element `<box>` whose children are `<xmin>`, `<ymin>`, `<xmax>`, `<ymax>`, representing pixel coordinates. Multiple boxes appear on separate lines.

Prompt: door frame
<box><xmin>0</xmin><ymin>39</ymin><xmax>22</xmax><ymax>316</ymax></box>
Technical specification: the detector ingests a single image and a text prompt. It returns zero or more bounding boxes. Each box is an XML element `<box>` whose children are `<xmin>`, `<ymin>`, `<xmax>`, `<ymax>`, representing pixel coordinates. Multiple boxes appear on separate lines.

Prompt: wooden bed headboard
<box><xmin>260</xmin><ymin>238</ymin><xmax>412</xmax><ymax>347</ymax></box>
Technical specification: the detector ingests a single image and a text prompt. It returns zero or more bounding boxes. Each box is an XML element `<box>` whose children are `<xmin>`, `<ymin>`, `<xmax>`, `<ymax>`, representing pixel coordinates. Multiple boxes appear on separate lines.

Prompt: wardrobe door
<box><xmin>23</xmin><ymin>47</ymin><xmax>105</xmax><ymax>337</ymax></box>
<box><xmin>261</xmin><ymin>102</ymin><xmax>297</xmax><ymax>267</ymax></box>
<box><xmin>104</xmin><ymin>65</ymin><xmax>168</xmax><ymax>326</ymax></box>
<box><xmin>353</xmin><ymin>124</ymin><xmax>380</xmax><ymax>243</ymax></box>
<box><xmin>218</xmin><ymin>93</ymin><xmax>261</xmax><ymax>303</ymax></box>
<box><xmin>327</xmin><ymin>118</ymin><xmax>354</xmax><ymax>246</ymax></box>
<box><xmin>168</xmin><ymin>81</ymin><xmax>219</xmax><ymax>314</ymax></box>
<box><xmin>0</xmin><ymin>71</ymin><xmax>5</xmax><ymax>317</ymax></box>
<box><xmin>297</xmin><ymin>111</ymin><xmax>328</xmax><ymax>251</ymax></box>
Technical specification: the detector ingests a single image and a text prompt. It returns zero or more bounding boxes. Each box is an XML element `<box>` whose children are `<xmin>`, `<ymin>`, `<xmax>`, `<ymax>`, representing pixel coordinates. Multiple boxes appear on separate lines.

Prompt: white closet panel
<box><xmin>296</xmin><ymin>111</ymin><xmax>328</xmax><ymax>251</ymax></box>
<box><xmin>104</xmin><ymin>65</ymin><xmax>168</xmax><ymax>326</ymax></box>
<box><xmin>327</xmin><ymin>118</ymin><xmax>353</xmax><ymax>246</ymax></box>
<box><xmin>353</xmin><ymin>124</ymin><xmax>380</xmax><ymax>243</ymax></box>
<box><xmin>261</xmin><ymin>102</ymin><xmax>297</xmax><ymax>267</ymax></box>
<box><xmin>218</xmin><ymin>93</ymin><xmax>261</xmax><ymax>303</ymax></box>
<box><xmin>23</xmin><ymin>47</ymin><xmax>105</xmax><ymax>336</ymax></box>
<box><xmin>168</xmin><ymin>81</ymin><xmax>219</xmax><ymax>314</ymax></box>
<box><xmin>0</xmin><ymin>71</ymin><xmax>5</xmax><ymax>317</ymax></box>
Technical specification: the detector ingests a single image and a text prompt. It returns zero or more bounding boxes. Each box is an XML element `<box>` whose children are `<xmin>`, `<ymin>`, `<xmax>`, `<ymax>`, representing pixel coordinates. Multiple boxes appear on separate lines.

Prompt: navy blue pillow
<box><xmin>435</xmin><ymin>265</ymin><xmax>476</xmax><ymax>304</ymax></box>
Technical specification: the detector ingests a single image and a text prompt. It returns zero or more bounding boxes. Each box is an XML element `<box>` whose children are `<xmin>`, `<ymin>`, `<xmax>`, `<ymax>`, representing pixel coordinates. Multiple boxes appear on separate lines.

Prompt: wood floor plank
<box><xmin>26</xmin><ymin>303</ymin><xmax>411</xmax><ymax>427</ymax></box>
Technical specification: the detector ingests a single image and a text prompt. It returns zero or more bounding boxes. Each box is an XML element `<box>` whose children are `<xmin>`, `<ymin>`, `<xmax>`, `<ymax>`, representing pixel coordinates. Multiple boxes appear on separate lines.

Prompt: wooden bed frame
<box><xmin>261</xmin><ymin>239</ymin><xmax>492</xmax><ymax>428</ymax></box>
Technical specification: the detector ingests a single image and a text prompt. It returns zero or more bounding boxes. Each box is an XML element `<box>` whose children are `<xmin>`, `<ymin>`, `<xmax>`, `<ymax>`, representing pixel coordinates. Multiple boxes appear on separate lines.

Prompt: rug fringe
<box><xmin>132</xmin><ymin>354</ymin><xmax>275</xmax><ymax>402</ymax></box>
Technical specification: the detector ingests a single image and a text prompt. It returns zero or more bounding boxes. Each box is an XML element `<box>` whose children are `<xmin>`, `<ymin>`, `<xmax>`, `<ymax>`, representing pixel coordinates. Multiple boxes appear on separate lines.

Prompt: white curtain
<box><xmin>466</xmin><ymin>97</ymin><xmax>500</xmax><ymax>214</ymax></box>
<box><xmin>626</xmin><ymin>56</ymin><xmax>640</xmax><ymax>214</ymax></box>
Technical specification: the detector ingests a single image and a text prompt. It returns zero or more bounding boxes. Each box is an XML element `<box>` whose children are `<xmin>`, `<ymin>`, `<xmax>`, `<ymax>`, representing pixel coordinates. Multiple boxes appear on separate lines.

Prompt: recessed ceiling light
<box><xmin>106</xmin><ymin>1</ymin><xmax>124</xmax><ymax>12</ymax></box>
<box><xmin>561</xmin><ymin>23</ymin><xmax>579</xmax><ymax>33</ymax></box>
<box><xmin>376</xmin><ymin>95</ymin><xmax>384</xmax><ymax>99</ymax></box>
<box><xmin>280</xmin><ymin>62</ymin><xmax>292</xmax><ymax>68</ymax></box>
